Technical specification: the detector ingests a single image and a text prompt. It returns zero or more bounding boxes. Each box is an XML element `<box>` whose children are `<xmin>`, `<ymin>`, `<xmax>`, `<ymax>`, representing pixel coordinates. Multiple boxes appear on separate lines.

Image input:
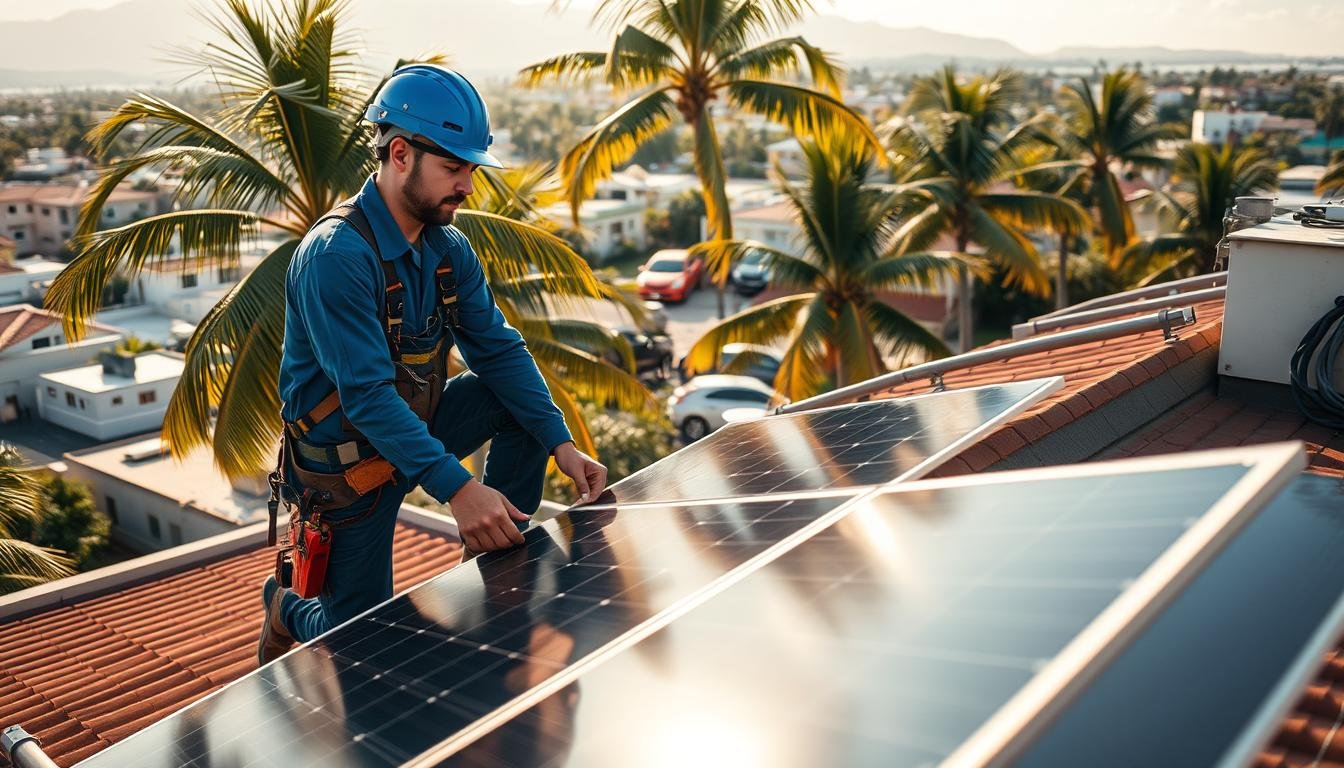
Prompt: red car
<box><xmin>636</xmin><ymin>249</ymin><xmax>704</xmax><ymax>303</ymax></box>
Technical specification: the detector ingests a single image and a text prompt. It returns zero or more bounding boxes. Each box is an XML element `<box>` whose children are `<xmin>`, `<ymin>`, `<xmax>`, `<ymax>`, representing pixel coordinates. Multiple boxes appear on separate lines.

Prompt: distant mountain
<box><xmin>0</xmin><ymin>0</ymin><xmax>1297</xmax><ymax>90</ymax></box>
<box><xmin>793</xmin><ymin>17</ymin><xmax>1031</xmax><ymax>62</ymax></box>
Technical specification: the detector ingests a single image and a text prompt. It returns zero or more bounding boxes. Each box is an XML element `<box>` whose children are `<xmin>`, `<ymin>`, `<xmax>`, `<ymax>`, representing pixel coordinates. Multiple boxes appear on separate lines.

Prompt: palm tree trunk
<box><xmin>1056</xmin><ymin>232</ymin><xmax>1069</xmax><ymax>310</ymax></box>
<box><xmin>956</xmin><ymin>229</ymin><xmax>973</xmax><ymax>353</ymax></box>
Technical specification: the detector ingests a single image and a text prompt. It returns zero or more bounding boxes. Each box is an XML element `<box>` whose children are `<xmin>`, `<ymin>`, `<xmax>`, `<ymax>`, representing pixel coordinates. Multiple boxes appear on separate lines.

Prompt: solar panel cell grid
<box><xmin>75</xmin><ymin>494</ymin><xmax>860</xmax><ymax>768</ymax></box>
<box><xmin>596</xmin><ymin>379</ymin><xmax>1060</xmax><ymax>506</ymax></box>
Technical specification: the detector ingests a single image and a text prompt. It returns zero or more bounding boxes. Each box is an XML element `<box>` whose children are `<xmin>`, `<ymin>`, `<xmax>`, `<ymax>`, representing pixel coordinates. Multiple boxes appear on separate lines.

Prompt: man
<box><xmin>258</xmin><ymin>64</ymin><xmax>606</xmax><ymax>664</ymax></box>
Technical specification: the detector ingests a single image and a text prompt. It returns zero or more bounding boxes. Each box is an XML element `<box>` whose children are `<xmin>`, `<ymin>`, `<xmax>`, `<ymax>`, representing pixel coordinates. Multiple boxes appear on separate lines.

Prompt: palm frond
<box><xmin>518</xmin><ymin>51</ymin><xmax>609</xmax><ymax>87</ymax></box>
<box><xmin>48</xmin><ymin>209</ymin><xmax>261</xmax><ymax>340</ymax></box>
<box><xmin>715</xmin><ymin>37</ymin><xmax>842</xmax><ymax>96</ymax></box>
<box><xmin>774</xmin><ymin>293</ymin><xmax>835</xmax><ymax>401</ymax></box>
<box><xmin>688</xmin><ymin>239</ymin><xmax>822</xmax><ymax>290</ymax></box>
<box><xmin>684</xmin><ymin>293</ymin><xmax>814</xmax><ymax>376</ymax></box>
<box><xmin>162</xmin><ymin>240</ymin><xmax>294</xmax><ymax>477</ymax></box>
<box><xmin>966</xmin><ymin>203</ymin><xmax>1051</xmax><ymax>295</ymax></box>
<box><xmin>454</xmin><ymin>211</ymin><xmax>604</xmax><ymax>299</ymax></box>
<box><xmin>0</xmin><ymin>540</ymin><xmax>74</xmax><ymax>589</ymax></box>
<box><xmin>864</xmin><ymin>298</ymin><xmax>952</xmax><ymax>361</ymax></box>
<box><xmin>861</xmin><ymin>250</ymin><xmax>981</xmax><ymax>291</ymax></box>
<box><xmin>728</xmin><ymin>79</ymin><xmax>883</xmax><ymax>160</ymax></box>
<box><xmin>528</xmin><ymin>337</ymin><xmax>655</xmax><ymax>413</ymax></box>
<box><xmin>691</xmin><ymin>112</ymin><xmax>732</xmax><ymax>241</ymax></box>
<box><xmin>558</xmin><ymin>88</ymin><xmax>678</xmax><ymax>224</ymax></box>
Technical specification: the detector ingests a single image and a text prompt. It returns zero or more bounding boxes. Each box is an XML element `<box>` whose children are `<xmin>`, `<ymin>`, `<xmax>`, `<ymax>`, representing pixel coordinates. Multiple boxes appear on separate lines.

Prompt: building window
<box><xmin>58</xmin><ymin>208</ymin><xmax>68</xmax><ymax>224</ymax></box>
<box><xmin>111</xmin><ymin>395</ymin><xmax>123</xmax><ymax>406</ymax></box>
<box><xmin>148</xmin><ymin>514</ymin><xmax>161</xmax><ymax>539</ymax></box>
<box><xmin>105</xmin><ymin>496</ymin><xmax>118</xmax><ymax>524</ymax></box>
<box><xmin>41</xmin><ymin>207</ymin><xmax>50</xmax><ymax>216</ymax></box>
<box><xmin>217</xmin><ymin>264</ymin><xmax>240</xmax><ymax>282</ymax></box>
<box><xmin>138</xmin><ymin>390</ymin><xmax>156</xmax><ymax>405</ymax></box>
<box><xmin>78</xmin><ymin>397</ymin><xmax>85</xmax><ymax>410</ymax></box>
<box><xmin>181</xmin><ymin>273</ymin><xmax>198</xmax><ymax>289</ymax></box>
<box><xmin>31</xmin><ymin>336</ymin><xmax>50</xmax><ymax>349</ymax></box>
<box><xmin>65</xmin><ymin>392</ymin><xmax>75</xmax><ymax>407</ymax></box>
<box><xmin>6</xmin><ymin>205</ymin><xmax>14</xmax><ymax>214</ymax></box>
<box><xmin>12</xmin><ymin>231</ymin><xmax>22</xmax><ymax>241</ymax></box>
<box><xmin>610</xmin><ymin>220</ymin><xmax>624</xmax><ymax>237</ymax></box>
<box><xmin>46</xmin><ymin>386</ymin><xmax>55</xmax><ymax>398</ymax></box>
<box><xmin>169</xmin><ymin>523</ymin><xmax>183</xmax><ymax>545</ymax></box>
<box><xmin>105</xmin><ymin>209</ymin><xmax>116</xmax><ymax>220</ymax></box>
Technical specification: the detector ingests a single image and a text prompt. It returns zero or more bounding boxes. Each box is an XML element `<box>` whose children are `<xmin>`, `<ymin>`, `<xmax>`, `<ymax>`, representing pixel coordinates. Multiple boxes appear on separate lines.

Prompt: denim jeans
<box><xmin>276</xmin><ymin>371</ymin><xmax>551</xmax><ymax>642</ymax></box>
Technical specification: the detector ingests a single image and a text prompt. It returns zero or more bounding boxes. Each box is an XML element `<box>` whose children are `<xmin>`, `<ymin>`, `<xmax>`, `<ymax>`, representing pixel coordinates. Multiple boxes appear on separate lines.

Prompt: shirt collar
<box><xmin>357</xmin><ymin>174</ymin><xmax>417</xmax><ymax>263</ymax></box>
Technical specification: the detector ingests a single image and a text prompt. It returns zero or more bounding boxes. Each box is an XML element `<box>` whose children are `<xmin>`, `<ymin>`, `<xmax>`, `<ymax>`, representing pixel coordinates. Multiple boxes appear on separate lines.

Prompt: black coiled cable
<box><xmin>1290</xmin><ymin>296</ymin><xmax>1344</xmax><ymax>430</ymax></box>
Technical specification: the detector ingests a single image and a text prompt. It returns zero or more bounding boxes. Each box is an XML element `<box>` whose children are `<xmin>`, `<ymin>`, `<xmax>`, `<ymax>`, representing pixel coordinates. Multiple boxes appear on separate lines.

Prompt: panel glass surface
<box><xmin>597</xmin><ymin>379</ymin><xmax>1055</xmax><ymax>506</ymax></box>
<box><xmin>1017</xmin><ymin>472</ymin><xmax>1344</xmax><ymax>767</ymax></box>
<box><xmin>75</xmin><ymin>494</ymin><xmax>860</xmax><ymax>768</ymax></box>
<box><xmin>438</xmin><ymin>464</ymin><xmax>1253</xmax><ymax>768</ymax></box>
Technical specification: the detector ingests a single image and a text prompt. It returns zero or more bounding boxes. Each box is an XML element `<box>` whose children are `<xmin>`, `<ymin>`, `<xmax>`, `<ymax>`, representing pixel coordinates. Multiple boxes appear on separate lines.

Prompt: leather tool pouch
<box><xmin>290</xmin><ymin>500</ymin><xmax>333</xmax><ymax>600</ymax></box>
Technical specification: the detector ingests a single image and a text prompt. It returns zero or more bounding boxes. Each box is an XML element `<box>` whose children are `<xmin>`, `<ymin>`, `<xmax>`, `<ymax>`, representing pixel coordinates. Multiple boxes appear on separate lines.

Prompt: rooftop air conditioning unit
<box><xmin>1219</xmin><ymin>208</ymin><xmax>1344</xmax><ymax>392</ymax></box>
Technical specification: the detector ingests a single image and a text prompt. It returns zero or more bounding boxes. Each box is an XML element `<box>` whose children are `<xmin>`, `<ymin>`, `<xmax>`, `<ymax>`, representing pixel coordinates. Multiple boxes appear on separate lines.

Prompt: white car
<box><xmin>667</xmin><ymin>374</ymin><xmax>778</xmax><ymax>442</ymax></box>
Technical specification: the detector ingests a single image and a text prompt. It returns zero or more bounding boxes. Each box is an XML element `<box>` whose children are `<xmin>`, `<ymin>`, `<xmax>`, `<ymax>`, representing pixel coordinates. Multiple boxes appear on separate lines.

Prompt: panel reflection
<box><xmin>76</xmin><ymin>495</ymin><xmax>855</xmax><ymax>768</ymax></box>
<box><xmin>442</xmin><ymin>464</ymin><xmax>1250</xmax><ymax>768</ymax></box>
<box><xmin>599</xmin><ymin>380</ymin><xmax>1053</xmax><ymax>506</ymax></box>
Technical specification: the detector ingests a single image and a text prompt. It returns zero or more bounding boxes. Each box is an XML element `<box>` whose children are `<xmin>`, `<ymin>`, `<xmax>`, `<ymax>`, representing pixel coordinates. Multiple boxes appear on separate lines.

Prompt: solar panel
<box><xmin>1016</xmin><ymin>471</ymin><xmax>1344</xmax><ymax>768</ymax></box>
<box><xmin>426</xmin><ymin>444</ymin><xmax>1303</xmax><ymax>768</ymax></box>
<box><xmin>595</xmin><ymin>377</ymin><xmax>1062</xmax><ymax>506</ymax></box>
<box><xmin>74</xmin><ymin>492</ymin><xmax>868</xmax><ymax>768</ymax></box>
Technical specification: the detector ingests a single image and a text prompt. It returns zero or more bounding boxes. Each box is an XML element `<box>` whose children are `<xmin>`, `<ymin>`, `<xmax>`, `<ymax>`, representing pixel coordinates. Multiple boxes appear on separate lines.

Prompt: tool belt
<box><xmin>268</xmin><ymin>197</ymin><xmax>461</xmax><ymax>598</ymax></box>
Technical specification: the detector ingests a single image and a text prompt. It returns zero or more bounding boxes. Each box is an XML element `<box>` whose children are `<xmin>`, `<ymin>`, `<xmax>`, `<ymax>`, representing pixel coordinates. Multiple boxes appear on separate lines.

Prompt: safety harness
<box><xmin>267</xmin><ymin>199</ymin><xmax>462</xmax><ymax>596</ymax></box>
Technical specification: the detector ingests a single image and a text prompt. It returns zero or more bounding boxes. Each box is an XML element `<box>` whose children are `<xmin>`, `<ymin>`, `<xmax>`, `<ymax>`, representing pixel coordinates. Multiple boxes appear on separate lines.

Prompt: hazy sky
<box><xmin>0</xmin><ymin>0</ymin><xmax>1339</xmax><ymax>56</ymax></box>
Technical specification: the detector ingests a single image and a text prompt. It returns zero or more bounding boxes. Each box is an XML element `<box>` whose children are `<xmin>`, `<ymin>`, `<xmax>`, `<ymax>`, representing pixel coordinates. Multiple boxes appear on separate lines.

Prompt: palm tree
<box><xmin>45</xmin><ymin>0</ymin><xmax>623</xmax><ymax>478</ymax></box>
<box><xmin>467</xmin><ymin>162</ymin><xmax>656</xmax><ymax>451</ymax></box>
<box><xmin>0</xmin><ymin>444</ymin><xmax>74</xmax><ymax>594</ymax></box>
<box><xmin>1054</xmin><ymin>68</ymin><xmax>1175</xmax><ymax>260</ymax></box>
<box><xmin>884</xmin><ymin>66</ymin><xmax>1090</xmax><ymax>351</ymax></box>
<box><xmin>521</xmin><ymin>0</ymin><xmax>883</xmax><ymax>319</ymax></box>
<box><xmin>1318</xmin><ymin>148</ymin><xmax>1344</xmax><ymax>197</ymax></box>
<box><xmin>1122</xmin><ymin>142</ymin><xmax>1278</xmax><ymax>284</ymax></box>
<box><xmin>683</xmin><ymin>138</ymin><xmax>969</xmax><ymax>401</ymax></box>
<box><xmin>1315</xmin><ymin>85</ymin><xmax>1344</xmax><ymax>155</ymax></box>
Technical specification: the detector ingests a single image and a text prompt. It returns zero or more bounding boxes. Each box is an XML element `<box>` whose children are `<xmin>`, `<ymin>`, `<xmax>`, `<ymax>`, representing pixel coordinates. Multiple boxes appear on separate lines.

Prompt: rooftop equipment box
<box><xmin>1220</xmin><ymin>219</ymin><xmax>1344</xmax><ymax>387</ymax></box>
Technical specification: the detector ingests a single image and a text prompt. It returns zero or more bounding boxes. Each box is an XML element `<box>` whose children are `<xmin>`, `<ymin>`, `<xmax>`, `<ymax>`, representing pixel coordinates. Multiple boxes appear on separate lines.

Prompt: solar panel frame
<box><xmin>1215</xmin><ymin>475</ymin><xmax>1344</xmax><ymax>768</ymax></box>
<box><xmin>70</xmin><ymin>376</ymin><xmax>1065</xmax><ymax>768</ymax></box>
<box><xmin>933</xmin><ymin>441</ymin><xmax>1307</xmax><ymax>766</ymax></box>
<box><xmin>577</xmin><ymin>376</ymin><xmax>1065</xmax><ymax>510</ymax></box>
<box><xmin>420</xmin><ymin>442</ymin><xmax>1305</xmax><ymax>768</ymax></box>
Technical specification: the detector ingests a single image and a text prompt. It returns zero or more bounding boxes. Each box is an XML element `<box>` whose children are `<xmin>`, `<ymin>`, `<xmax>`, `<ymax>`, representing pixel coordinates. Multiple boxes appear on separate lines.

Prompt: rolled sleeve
<box><xmin>447</xmin><ymin>231</ymin><xmax>574</xmax><ymax>451</ymax></box>
<box><xmin>293</xmin><ymin>249</ymin><xmax>471</xmax><ymax>503</ymax></box>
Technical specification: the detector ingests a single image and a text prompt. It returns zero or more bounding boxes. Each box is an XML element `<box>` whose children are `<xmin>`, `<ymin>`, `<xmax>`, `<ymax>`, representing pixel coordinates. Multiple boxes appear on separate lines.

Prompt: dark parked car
<box><xmin>577</xmin><ymin>326</ymin><xmax>675</xmax><ymax>379</ymax></box>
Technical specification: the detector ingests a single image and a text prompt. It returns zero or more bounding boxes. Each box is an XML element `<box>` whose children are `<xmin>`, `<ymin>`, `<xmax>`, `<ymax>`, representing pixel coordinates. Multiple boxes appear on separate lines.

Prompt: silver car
<box><xmin>667</xmin><ymin>374</ymin><xmax>778</xmax><ymax>442</ymax></box>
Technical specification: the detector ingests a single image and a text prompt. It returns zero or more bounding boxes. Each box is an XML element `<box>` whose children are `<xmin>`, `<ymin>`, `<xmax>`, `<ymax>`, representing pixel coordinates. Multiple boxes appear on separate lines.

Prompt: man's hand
<box><xmin>449</xmin><ymin>479</ymin><xmax>530</xmax><ymax>552</ymax></box>
<box><xmin>552</xmin><ymin>442</ymin><xmax>608</xmax><ymax>505</ymax></box>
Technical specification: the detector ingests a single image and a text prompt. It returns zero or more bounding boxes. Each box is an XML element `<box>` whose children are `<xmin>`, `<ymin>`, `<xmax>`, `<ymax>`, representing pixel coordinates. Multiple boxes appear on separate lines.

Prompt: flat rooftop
<box><xmin>63</xmin><ymin>435</ymin><xmax>271</xmax><ymax>525</ymax></box>
<box><xmin>39</xmin><ymin>351</ymin><xmax>184</xmax><ymax>393</ymax></box>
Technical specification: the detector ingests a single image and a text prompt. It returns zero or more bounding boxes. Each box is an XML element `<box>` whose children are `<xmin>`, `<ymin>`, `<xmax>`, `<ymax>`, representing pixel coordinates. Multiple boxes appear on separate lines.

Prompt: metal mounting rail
<box><xmin>1012</xmin><ymin>286</ymin><xmax>1225</xmax><ymax>339</ymax></box>
<box><xmin>2</xmin><ymin>726</ymin><xmax>58</xmax><ymax>768</ymax></box>
<box><xmin>777</xmin><ymin>307</ymin><xmax>1197</xmax><ymax>415</ymax></box>
<box><xmin>1029</xmin><ymin>272</ymin><xmax>1227</xmax><ymax>322</ymax></box>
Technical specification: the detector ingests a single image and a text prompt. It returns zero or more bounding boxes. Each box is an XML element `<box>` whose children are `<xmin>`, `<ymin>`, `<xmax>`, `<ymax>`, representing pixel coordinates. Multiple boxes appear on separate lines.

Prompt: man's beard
<box><xmin>402</xmin><ymin>153</ymin><xmax>467</xmax><ymax>227</ymax></box>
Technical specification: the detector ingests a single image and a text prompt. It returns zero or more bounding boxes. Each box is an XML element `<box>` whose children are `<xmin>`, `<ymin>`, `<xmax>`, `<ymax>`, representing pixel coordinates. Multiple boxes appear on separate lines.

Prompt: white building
<box><xmin>61</xmin><ymin>434</ymin><xmax>272</xmax><ymax>552</ymax></box>
<box><xmin>0</xmin><ymin>304</ymin><xmax>122</xmax><ymax>422</ymax></box>
<box><xmin>541</xmin><ymin>198</ymin><xmax>647</xmax><ymax>263</ymax></box>
<box><xmin>595</xmin><ymin>165</ymin><xmax>700</xmax><ymax>209</ymax></box>
<box><xmin>36</xmin><ymin>350</ymin><xmax>183</xmax><ymax>441</ymax></box>
<box><xmin>733</xmin><ymin>200</ymin><xmax>804</xmax><ymax>257</ymax></box>
<box><xmin>1192</xmin><ymin>110</ymin><xmax>1317</xmax><ymax>146</ymax></box>
<box><xmin>8</xmin><ymin>147</ymin><xmax>83</xmax><ymax>180</ymax></box>
<box><xmin>0</xmin><ymin>257</ymin><xmax>64</xmax><ymax>306</ymax></box>
<box><xmin>0</xmin><ymin>181</ymin><xmax>162</xmax><ymax>257</ymax></box>
<box><xmin>766</xmin><ymin>138</ymin><xmax>806</xmax><ymax>179</ymax></box>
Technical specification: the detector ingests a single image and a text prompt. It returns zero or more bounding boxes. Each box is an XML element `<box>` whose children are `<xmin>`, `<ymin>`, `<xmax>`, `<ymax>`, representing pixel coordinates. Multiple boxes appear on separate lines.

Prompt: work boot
<box><xmin>257</xmin><ymin>575</ymin><xmax>295</xmax><ymax>666</ymax></box>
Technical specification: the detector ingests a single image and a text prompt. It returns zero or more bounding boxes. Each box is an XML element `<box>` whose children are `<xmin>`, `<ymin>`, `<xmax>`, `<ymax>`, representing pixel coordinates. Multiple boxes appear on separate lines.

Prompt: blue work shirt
<box><xmin>278</xmin><ymin>175</ymin><xmax>573</xmax><ymax>502</ymax></box>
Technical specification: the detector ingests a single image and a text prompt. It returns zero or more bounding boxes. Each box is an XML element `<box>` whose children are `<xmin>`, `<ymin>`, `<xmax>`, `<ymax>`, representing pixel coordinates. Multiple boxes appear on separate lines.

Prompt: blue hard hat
<box><xmin>365</xmin><ymin>65</ymin><xmax>502</xmax><ymax>168</ymax></box>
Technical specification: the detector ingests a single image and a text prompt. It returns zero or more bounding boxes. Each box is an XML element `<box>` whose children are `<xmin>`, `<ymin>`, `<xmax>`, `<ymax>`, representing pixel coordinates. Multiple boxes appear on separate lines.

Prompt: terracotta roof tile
<box><xmin>0</xmin><ymin>522</ymin><xmax>461</xmax><ymax>767</ymax></box>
